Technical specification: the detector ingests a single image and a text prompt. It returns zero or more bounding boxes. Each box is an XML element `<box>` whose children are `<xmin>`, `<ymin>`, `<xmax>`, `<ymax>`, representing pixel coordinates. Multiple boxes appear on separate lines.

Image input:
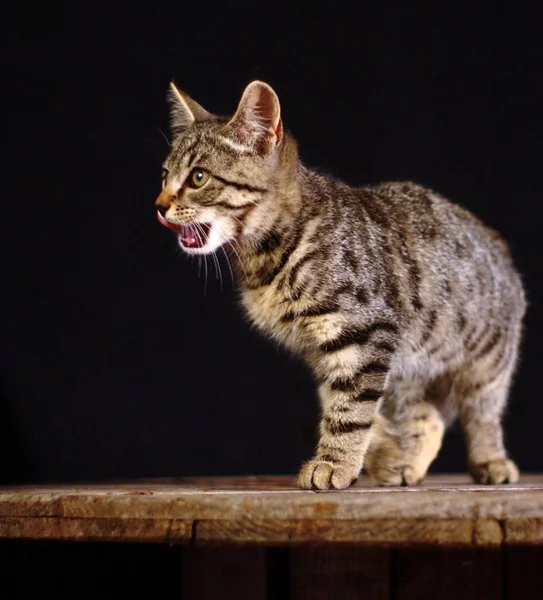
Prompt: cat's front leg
<box><xmin>298</xmin><ymin>327</ymin><xmax>395</xmax><ymax>490</ymax></box>
<box><xmin>298</xmin><ymin>375</ymin><xmax>386</xmax><ymax>490</ymax></box>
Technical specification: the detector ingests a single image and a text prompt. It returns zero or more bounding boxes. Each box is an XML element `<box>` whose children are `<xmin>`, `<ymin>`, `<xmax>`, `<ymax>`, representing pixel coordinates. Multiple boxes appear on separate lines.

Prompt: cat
<box><xmin>155</xmin><ymin>80</ymin><xmax>526</xmax><ymax>489</ymax></box>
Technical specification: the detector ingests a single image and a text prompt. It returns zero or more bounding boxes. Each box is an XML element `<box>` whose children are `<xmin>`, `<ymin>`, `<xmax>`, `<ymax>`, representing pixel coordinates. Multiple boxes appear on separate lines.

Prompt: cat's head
<box><xmin>155</xmin><ymin>80</ymin><xmax>286</xmax><ymax>255</ymax></box>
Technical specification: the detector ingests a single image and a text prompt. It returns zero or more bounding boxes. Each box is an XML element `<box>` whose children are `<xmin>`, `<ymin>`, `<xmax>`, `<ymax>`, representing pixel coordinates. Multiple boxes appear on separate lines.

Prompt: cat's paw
<box><xmin>469</xmin><ymin>458</ymin><xmax>519</xmax><ymax>484</ymax></box>
<box><xmin>298</xmin><ymin>459</ymin><xmax>359</xmax><ymax>490</ymax></box>
<box><xmin>364</xmin><ymin>424</ymin><xmax>430</xmax><ymax>486</ymax></box>
<box><xmin>365</xmin><ymin>406</ymin><xmax>444</xmax><ymax>487</ymax></box>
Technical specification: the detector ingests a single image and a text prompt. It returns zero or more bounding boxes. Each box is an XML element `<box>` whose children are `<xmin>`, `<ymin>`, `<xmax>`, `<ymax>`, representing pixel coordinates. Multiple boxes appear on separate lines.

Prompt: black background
<box><xmin>2</xmin><ymin>3</ymin><xmax>542</xmax><ymax>485</ymax></box>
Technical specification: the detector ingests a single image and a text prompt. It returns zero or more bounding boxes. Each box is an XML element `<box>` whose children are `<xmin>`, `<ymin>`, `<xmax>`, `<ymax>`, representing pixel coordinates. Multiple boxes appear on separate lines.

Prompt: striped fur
<box><xmin>156</xmin><ymin>80</ymin><xmax>526</xmax><ymax>489</ymax></box>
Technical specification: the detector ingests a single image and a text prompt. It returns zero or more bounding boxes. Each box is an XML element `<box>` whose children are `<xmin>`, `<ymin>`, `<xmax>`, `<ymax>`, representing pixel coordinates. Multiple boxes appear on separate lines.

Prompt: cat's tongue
<box><xmin>156</xmin><ymin>211</ymin><xmax>210</xmax><ymax>248</ymax></box>
<box><xmin>179</xmin><ymin>224</ymin><xmax>210</xmax><ymax>248</ymax></box>
<box><xmin>157</xmin><ymin>210</ymin><xmax>183</xmax><ymax>233</ymax></box>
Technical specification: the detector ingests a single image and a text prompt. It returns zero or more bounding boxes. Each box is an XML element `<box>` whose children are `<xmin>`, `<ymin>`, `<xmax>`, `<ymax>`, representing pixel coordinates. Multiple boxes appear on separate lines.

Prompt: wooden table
<box><xmin>1</xmin><ymin>475</ymin><xmax>543</xmax><ymax>598</ymax></box>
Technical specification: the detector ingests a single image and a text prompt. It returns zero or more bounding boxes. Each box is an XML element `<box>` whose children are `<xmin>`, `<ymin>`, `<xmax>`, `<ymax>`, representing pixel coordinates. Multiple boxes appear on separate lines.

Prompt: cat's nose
<box><xmin>155</xmin><ymin>189</ymin><xmax>175</xmax><ymax>216</ymax></box>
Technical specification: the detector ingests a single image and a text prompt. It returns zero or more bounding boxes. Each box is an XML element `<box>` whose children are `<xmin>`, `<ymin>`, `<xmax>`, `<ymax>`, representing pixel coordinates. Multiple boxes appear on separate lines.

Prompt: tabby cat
<box><xmin>155</xmin><ymin>80</ymin><xmax>526</xmax><ymax>489</ymax></box>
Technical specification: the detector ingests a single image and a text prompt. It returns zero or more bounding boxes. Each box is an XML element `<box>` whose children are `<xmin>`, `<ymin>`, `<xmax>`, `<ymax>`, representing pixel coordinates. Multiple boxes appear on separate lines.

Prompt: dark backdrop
<box><xmin>2</xmin><ymin>3</ymin><xmax>542</xmax><ymax>484</ymax></box>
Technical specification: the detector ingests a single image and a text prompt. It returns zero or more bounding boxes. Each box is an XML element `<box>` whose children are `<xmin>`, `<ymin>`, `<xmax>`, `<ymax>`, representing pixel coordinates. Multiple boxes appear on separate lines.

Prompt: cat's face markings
<box><xmin>157</xmin><ymin>81</ymin><xmax>284</xmax><ymax>255</ymax></box>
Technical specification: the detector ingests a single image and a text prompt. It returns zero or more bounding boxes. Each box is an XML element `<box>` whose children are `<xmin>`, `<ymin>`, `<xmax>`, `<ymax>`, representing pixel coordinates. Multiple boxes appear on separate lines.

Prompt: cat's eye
<box><xmin>188</xmin><ymin>168</ymin><xmax>210</xmax><ymax>189</ymax></box>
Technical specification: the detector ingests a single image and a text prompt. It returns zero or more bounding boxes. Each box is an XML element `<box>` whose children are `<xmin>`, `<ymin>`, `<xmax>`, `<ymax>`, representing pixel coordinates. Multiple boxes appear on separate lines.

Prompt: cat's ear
<box><xmin>168</xmin><ymin>82</ymin><xmax>213</xmax><ymax>135</ymax></box>
<box><xmin>224</xmin><ymin>81</ymin><xmax>283</xmax><ymax>152</ymax></box>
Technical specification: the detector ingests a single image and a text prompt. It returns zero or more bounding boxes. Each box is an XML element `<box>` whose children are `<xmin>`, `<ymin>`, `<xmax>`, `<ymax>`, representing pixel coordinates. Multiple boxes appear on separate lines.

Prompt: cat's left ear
<box><xmin>224</xmin><ymin>81</ymin><xmax>283</xmax><ymax>152</ymax></box>
<box><xmin>168</xmin><ymin>82</ymin><xmax>213</xmax><ymax>135</ymax></box>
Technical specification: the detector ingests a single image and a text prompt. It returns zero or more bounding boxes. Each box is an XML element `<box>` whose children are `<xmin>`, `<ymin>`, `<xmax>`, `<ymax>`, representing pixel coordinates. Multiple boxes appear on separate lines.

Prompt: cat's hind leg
<box><xmin>365</xmin><ymin>400</ymin><xmax>445</xmax><ymax>486</ymax></box>
<box><xmin>456</xmin><ymin>341</ymin><xmax>520</xmax><ymax>484</ymax></box>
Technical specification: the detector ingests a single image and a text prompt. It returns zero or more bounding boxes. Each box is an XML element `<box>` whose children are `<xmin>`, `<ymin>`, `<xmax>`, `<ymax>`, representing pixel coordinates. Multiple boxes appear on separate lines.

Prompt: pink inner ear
<box><xmin>226</xmin><ymin>82</ymin><xmax>282</xmax><ymax>147</ymax></box>
<box><xmin>252</xmin><ymin>86</ymin><xmax>280</xmax><ymax>136</ymax></box>
<box><xmin>274</xmin><ymin>118</ymin><xmax>283</xmax><ymax>143</ymax></box>
<box><xmin>230</xmin><ymin>83</ymin><xmax>281</xmax><ymax>144</ymax></box>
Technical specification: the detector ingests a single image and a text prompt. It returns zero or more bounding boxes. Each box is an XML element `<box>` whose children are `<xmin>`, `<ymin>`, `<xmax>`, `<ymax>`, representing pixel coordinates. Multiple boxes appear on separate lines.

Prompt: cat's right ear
<box><xmin>224</xmin><ymin>81</ymin><xmax>283</xmax><ymax>153</ymax></box>
<box><xmin>168</xmin><ymin>82</ymin><xmax>213</xmax><ymax>135</ymax></box>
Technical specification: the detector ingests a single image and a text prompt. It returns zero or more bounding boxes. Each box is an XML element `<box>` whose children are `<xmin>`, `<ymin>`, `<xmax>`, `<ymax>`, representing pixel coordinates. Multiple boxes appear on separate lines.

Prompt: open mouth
<box><xmin>177</xmin><ymin>223</ymin><xmax>211</xmax><ymax>248</ymax></box>
<box><xmin>157</xmin><ymin>211</ymin><xmax>211</xmax><ymax>249</ymax></box>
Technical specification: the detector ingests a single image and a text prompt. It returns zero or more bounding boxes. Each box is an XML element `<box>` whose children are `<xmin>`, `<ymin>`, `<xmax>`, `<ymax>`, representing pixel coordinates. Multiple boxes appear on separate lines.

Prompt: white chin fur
<box><xmin>177</xmin><ymin>223</ymin><xmax>229</xmax><ymax>255</ymax></box>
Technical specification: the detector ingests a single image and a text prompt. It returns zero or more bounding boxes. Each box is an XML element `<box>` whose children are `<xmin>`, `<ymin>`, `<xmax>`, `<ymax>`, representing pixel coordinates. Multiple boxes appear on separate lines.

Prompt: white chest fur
<box><xmin>241</xmin><ymin>285</ymin><xmax>306</xmax><ymax>352</ymax></box>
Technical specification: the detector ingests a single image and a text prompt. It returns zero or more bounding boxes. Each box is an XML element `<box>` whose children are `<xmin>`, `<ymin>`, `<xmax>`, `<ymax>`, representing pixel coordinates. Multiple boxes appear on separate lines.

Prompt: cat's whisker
<box><xmin>216</xmin><ymin>252</ymin><xmax>224</xmax><ymax>292</ymax></box>
<box><xmin>203</xmin><ymin>254</ymin><xmax>208</xmax><ymax>298</ymax></box>
<box><xmin>194</xmin><ymin>223</ymin><xmax>223</xmax><ymax>292</ymax></box>
<box><xmin>226</xmin><ymin>239</ymin><xmax>249</xmax><ymax>284</ymax></box>
<box><xmin>228</xmin><ymin>215</ymin><xmax>262</xmax><ymax>256</ymax></box>
<box><xmin>212</xmin><ymin>251</ymin><xmax>221</xmax><ymax>281</ymax></box>
<box><xmin>248</xmin><ymin>198</ymin><xmax>273</xmax><ymax>219</ymax></box>
<box><xmin>211</xmin><ymin>251</ymin><xmax>219</xmax><ymax>279</ymax></box>
<box><xmin>208</xmin><ymin>243</ymin><xmax>223</xmax><ymax>292</ymax></box>
<box><xmin>220</xmin><ymin>246</ymin><xmax>235</xmax><ymax>289</ymax></box>
<box><xmin>193</xmin><ymin>223</ymin><xmax>208</xmax><ymax>297</ymax></box>
<box><xmin>155</xmin><ymin>126</ymin><xmax>171</xmax><ymax>148</ymax></box>
<box><xmin>230</xmin><ymin>214</ymin><xmax>250</xmax><ymax>233</ymax></box>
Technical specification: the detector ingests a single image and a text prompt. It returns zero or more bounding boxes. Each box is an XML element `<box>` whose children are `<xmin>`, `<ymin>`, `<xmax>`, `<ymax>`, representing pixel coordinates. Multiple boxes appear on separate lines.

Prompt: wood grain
<box><xmin>0</xmin><ymin>475</ymin><xmax>542</xmax><ymax>546</ymax></box>
<box><xmin>196</xmin><ymin>518</ymin><xmax>475</xmax><ymax>546</ymax></box>
<box><xmin>182</xmin><ymin>546</ymin><xmax>266</xmax><ymax>600</ymax></box>
<box><xmin>506</xmin><ymin>518</ymin><xmax>543</xmax><ymax>544</ymax></box>
<box><xmin>0</xmin><ymin>516</ymin><xmax>192</xmax><ymax>542</ymax></box>
<box><xmin>291</xmin><ymin>547</ymin><xmax>390</xmax><ymax>599</ymax></box>
<box><xmin>394</xmin><ymin>548</ymin><xmax>502</xmax><ymax>600</ymax></box>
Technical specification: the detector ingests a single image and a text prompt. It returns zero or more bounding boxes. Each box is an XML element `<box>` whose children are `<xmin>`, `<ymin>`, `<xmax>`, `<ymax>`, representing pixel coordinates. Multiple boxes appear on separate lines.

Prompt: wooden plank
<box><xmin>182</xmin><ymin>546</ymin><xmax>266</xmax><ymax>600</ymax></box>
<box><xmin>395</xmin><ymin>548</ymin><xmax>502</xmax><ymax>600</ymax></box>
<box><xmin>196</xmin><ymin>518</ymin><xmax>475</xmax><ymax>547</ymax></box>
<box><xmin>1</xmin><ymin>478</ymin><xmax>543</xmax><ymax>522</ymax></box>
<box><xmin>291</xmin><ymin>546</ymin><xmax>389</xmax><ymax>599</ymax></box>
<box><xmin>506</xmin><ymin>546</ymin><xmax>543</xmax><ymax>599</ymax></box>
<box><xmin>506</xmin><ymin>518</ymin><xmax>543</xmax><ymax>544</ymax></box>
<box><xmin>0</xmin><ymin>476</ymin><xmax>542</xmax><ymax>545</ymax></box>
<box><xmin>0</xmin><ymin>516</ymin><xmax>192</xmax><ymax>543</ymax></box>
